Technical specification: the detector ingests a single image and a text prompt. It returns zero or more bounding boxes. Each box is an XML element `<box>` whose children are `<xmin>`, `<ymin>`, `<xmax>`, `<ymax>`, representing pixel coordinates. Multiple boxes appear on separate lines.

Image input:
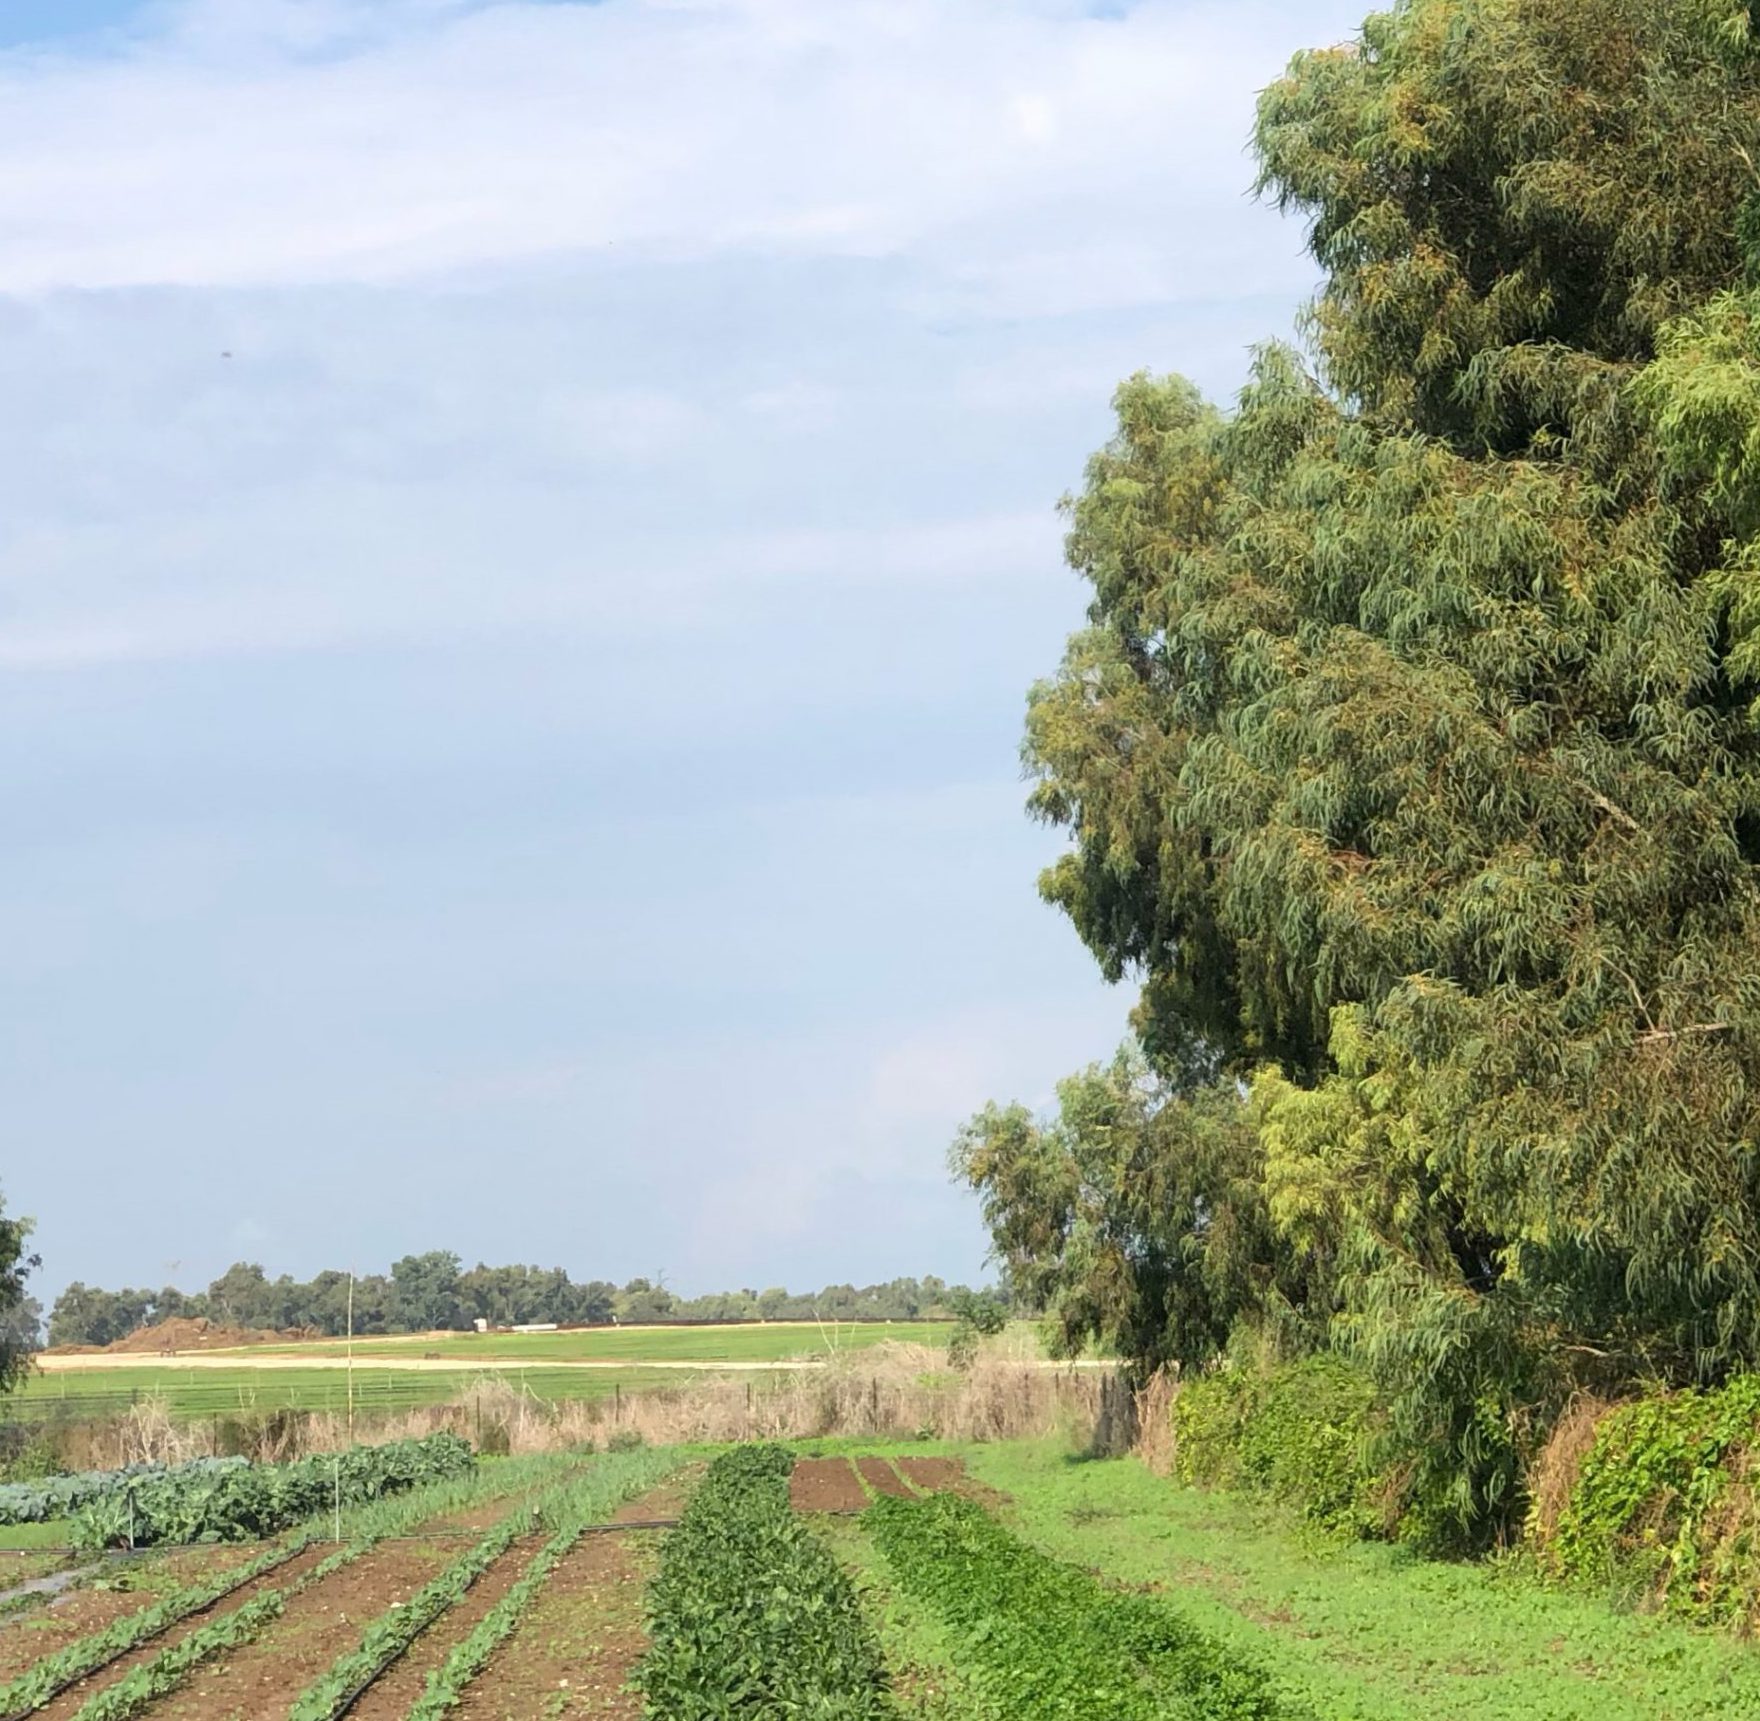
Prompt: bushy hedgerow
<box><xmin>1173</xmin><ymin>1357</ymin><xmax>1386</xmax><ymax>1540</ymax></box>
<box><xmin>1541</xmin><ymin>1376</ymin><xmax>1760</xmax><ymax>1623</ymax></box>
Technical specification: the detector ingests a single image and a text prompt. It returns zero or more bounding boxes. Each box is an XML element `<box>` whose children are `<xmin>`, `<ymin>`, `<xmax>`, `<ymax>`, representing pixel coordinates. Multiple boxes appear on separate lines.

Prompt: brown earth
<box><xmin>789</xmin><ymin>1458</ymin><xmax>868</xmax><ymax>1513</ymax></box>
<box><xmin>0</xmin><ymin>1547</ymin><xmax>239</xmax><ymax>1683</ymax></box>
<box><xmin>446</xmin><ymin>1482</ymin><xmax>683</xmax><ymax>1720</ymax></box>
<box><xmin>855</xmin><ymin>1457</ymin><xmax>912</xmax><ymax>1499</ymax></box>
<box><xmin>30</xmin><ymin>1543</ymin><xmax>333</xmax><ymax>1721</ymax></box>
<box><xmin>894</xmin><ymin>1457</ymin><xmax>966</xmax><ymax>1493</ymax></box>
<box><xmin>129</xmin><ymin>1541</ymin><xmax>456</xmax><ymax>1721</ymax></box>
<box><xmin>105</xmin><ymin>1317</ymin><xmax>310</xmax><ymax>1355</ymax></box>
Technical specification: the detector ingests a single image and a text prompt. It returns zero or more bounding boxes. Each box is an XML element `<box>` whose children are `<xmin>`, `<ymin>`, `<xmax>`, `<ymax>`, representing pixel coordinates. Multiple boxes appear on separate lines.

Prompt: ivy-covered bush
<box><xmin>1541</xmin><ymin>1376</ymin><xmax>1760</xmax><ymax>1624</ymax></box>
<box><xmin>1173</xmin><ymin>1357</ymin><xmax>1385</xmax><ymax>1539</ymax></box>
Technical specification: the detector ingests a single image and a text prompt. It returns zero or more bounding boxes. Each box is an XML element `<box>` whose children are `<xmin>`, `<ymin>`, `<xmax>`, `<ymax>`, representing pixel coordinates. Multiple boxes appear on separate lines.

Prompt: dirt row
<box><xmin>788</xmin><ymin>1454</ymin><xmax>968</xmax><ymax>1513</ymax></box>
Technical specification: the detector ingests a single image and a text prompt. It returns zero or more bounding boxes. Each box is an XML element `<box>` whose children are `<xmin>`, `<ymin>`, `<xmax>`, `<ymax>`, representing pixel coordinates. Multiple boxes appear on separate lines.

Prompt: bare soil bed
<box><xmin>894</xmin><ymin>1457</ymin><xmax>965</xmax><ymax>1493</ymax></box>
<box><xmin>855</xmin><ymin>1457</ymin><xmax>913</xmax><ymax>1499</ymax></box>
<box><xmin>788</xmin><ymin>1457</ymin><xmax>868</xmax><ymax>1513</ymax></box>
<box><xmin>344</xmin><ymin>1540</ymin><xmax>537</xmax><ymax>1721</ymax></box>
<box><xmin>31</xmin><ymin>1543</ymin><xmax>334</xmax><ymax>1721</ymax></box>
<box><xmin>0</xmin><ymin>1548</ymin><xmax>238</xmax><ymax>1683</ymax></box>
<box><xmin>447</xmin><ymin>1484</ymin><xmax>680</xmax><ymax>1721</ymax></box>
<box><xmin>128</xmin><ymin>1540</ymin><xmax>456</xmax><ymax>1721</ymax></box>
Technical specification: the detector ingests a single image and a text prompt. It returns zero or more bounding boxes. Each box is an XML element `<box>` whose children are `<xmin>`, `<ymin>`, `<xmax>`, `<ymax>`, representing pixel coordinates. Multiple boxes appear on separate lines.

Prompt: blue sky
<box><xmin>1</xmin><ymin>0</ymin><xmax>1364</xmax><ymax>1307</ymax></box>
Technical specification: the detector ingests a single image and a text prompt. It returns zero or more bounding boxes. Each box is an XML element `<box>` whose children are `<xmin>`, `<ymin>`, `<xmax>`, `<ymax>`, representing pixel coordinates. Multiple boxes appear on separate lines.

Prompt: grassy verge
<box><xmin>967</xmin><ymin>1440</ymin><xmax>1760</xmax><ymax>1721</ymax></box>
<box><xmin>817</xmin><ymin>1514</ymin><xmax>1001</xmax><ymax>1721</ymax></box>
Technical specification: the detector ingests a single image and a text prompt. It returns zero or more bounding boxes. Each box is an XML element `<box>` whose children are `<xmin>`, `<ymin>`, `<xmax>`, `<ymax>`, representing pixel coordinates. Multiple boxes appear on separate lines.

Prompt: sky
<box><xmin>1</xmin><ymin>0</ymin><xmax>1365</xmax><ymax>1309</ymax></box>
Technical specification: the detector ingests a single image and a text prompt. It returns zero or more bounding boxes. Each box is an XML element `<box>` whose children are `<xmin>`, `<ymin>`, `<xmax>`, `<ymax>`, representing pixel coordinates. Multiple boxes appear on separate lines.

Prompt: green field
<box><xmin>245</xmin><ymin>1319</ymin><xmax>956</xmax><ymax>1363</ymax></box>
<box><xmin>9</xmin><ymin>1363</ymin><xmax>691</xmax><ymax>1422</ymax></box>
<box><xmin>14</xmin><ymin>1320</ymin><xmax>973</xmax><ymax>1423</ymax></box>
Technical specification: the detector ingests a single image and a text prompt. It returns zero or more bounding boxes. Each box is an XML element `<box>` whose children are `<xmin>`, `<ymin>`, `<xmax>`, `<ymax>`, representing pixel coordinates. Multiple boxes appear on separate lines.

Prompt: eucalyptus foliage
<box><xmin>963</xmin><ymin>0</ymin><xmax>1760</xmax><ymax>1544</ymax></box>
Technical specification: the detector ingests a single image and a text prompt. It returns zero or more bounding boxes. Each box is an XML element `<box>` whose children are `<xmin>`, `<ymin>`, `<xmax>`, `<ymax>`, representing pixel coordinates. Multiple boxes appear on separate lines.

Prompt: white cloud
<box><xmin>0</xmin><ymin>0</ymin><xmax>1357</xmax><ymax>302</ymax></box>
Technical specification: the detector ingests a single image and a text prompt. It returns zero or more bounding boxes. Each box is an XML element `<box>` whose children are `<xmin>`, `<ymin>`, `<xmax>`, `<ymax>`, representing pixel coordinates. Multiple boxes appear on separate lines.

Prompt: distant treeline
<box><xmin>44</xmin><ymin>1257</ymin><xmax>986</xmax><ymax>1348</ymax></box>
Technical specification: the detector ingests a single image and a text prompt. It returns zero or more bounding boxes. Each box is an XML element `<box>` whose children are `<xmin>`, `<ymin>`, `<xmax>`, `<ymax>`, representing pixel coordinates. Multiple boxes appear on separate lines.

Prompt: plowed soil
<box><xmin>131</xmin><ymin>1541</ymin><xmax>456</xmax><ymax>1721</ymax></box>
<box><xmin>788</xmin><ymin>1458</ymin><xmax>868</xmax><ymax>1513</ymax></box>
<box><xmin>855</xmin><ymin>1457</ymin><xmax>912</xmax><ymax>1499</ymax></box>
<box><xmin>0</xmin><ymin>1547</ymin><xmax>239</xmax><ymax>1682</ymax></box>
<box><xmin>894</xmin><ymin>1457</ymin><xmax>966</xmax><ymax>1493</ymax></box>
<box><xmin>32</xmin><ymin>1543</ymin><xmax>332</xmax><ymax>1721</ymax></box>
<box><xmin>447</xmin><ymin>1483</ymin><xmax>683</xmax><ymax>1720</ymax></box>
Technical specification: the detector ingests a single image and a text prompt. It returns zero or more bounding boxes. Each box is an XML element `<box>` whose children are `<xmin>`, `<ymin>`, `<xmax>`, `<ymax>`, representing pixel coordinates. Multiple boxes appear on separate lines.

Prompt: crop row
<box><xmin>0</xmin><ymin>1536</ymin><xmax>309</xmax><ymax>1721</ymax></box>
<box><xmin>2</xmin><ymin>1452</ymin><xmax>571</xmax><ymax>1721</ymax></box>
<box><xmin>637</xmin><ymin>1444</ymin><xmax>894</xmax><ymax>1719</ymax></box>
<box><xmin>867</xmin><ymin>1492</ymin><xmax>1307</xmax><ymax>1721</ymax></box>
<box><xmin>285</xmin><ymin>1447</ymin><xmax>680</xmax><ymax>1721</ymax></box>
<box><xmin>402</xmin><ymin>1445</ymin><xmax>679</xmax><ymax>1721</ymax></box>
<box><xmin>0</xmin><ymin>1459</ymin><xmax>247</xmax><ymax>1528</ymax></box>
<box><xmin>71</xmin><ymin>1432</ymin><xmax>475</xmax><ymax>1549</ymax></box>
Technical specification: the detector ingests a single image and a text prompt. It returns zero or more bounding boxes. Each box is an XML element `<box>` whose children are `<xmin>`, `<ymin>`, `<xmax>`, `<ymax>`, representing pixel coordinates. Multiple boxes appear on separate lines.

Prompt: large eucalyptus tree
<box><xmin>962</xmin><ymin>0</ymin><xmax>1760</xmax><ymax>1537</ymax></box>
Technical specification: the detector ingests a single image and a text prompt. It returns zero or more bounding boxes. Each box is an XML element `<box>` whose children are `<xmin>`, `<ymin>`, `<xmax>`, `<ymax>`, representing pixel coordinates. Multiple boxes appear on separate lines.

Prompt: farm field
<box><xmin>4</xmin><ymin>1435</ymin><xmax>1760</xmax><ymax>1716</ymax></box>
<box><xmin>235</xmin><ymin>1318</ymin><xmax>961</xmax><ymax>1363</ymax></box>
<box><xmin>9</xmin><ymin>1364</ymin><xmax>686</xmax><ymax>1423</ymax></box>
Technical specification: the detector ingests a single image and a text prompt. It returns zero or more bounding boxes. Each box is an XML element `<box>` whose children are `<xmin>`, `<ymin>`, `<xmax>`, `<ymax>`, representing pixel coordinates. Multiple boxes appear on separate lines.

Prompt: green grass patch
<box><xmin>966</xmin><ymin>1440</ymin><xmax>1760</xmax><ymax>1720</ymax></box>
<box><xmin>13</xmin><ymin>1364</ymin><xmax>684</xmax><ymax>1421</ymax></box>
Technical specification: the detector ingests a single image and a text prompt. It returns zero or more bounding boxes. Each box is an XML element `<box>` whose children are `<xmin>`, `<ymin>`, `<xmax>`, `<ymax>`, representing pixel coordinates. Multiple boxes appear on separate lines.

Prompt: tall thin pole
<box><xmin>346</xmin><ymin>1269</ymin><xmax>355</xmax><ymax>1440</ymax></box>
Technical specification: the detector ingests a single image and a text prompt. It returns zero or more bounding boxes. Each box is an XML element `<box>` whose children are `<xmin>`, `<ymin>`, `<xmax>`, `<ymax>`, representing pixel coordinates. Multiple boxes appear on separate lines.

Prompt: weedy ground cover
<box><xmin>968</xmin><ymin>1440</ymin><xmax>1760</xmax><ymax>1720</ymax></box>
<box><xmin>868</xmin><ymin>1491</ymin><xmax>1303</xmax><ymax>1721</ymax></box>
<box><xmin>637</xmin><ymin>1443</ymin><xmax>894</xmax><ymax>1718</ymax></box>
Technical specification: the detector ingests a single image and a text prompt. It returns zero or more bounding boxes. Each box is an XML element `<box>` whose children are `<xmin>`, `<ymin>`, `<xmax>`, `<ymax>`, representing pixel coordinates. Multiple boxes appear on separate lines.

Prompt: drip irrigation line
<box><xmin>0</xmin><ymin>1542</ymin><xmax>312</xmax><ymax>1721</ymax></box>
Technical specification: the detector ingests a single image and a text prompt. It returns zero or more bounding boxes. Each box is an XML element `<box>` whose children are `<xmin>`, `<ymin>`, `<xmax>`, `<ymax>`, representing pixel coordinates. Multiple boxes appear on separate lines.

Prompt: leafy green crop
<box><xmin>69</xmin><ymin>1432</ymin><xmax>473</xmax><ymax>1549</ymax></box>
<box><xmin>636</xmin><ymin>1444</ymin><xmax>894</xmax><ymax>1719</ymax></box>
<box><xmin>0</xmin><ymin>1459</ymin><xmax>246</xmax><ymax>1527</ymax></box>
<box><xmin>868</xmin><ymin>1492</ymin><xmax>1309</xmax><ymax>1720</ymax></box>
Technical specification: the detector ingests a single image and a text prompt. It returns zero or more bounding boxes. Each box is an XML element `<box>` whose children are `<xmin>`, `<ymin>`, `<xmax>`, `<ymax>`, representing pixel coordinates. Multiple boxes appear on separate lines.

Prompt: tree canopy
<box><xmin>959</xmin><ymin>0</ymin><xmax>1760</xmax><ymax>1541</ymax></box>
<box><xmin>0</xmin><ymin>1193</ymin><xmax>39</xmax><ymax>1394</ymax></box>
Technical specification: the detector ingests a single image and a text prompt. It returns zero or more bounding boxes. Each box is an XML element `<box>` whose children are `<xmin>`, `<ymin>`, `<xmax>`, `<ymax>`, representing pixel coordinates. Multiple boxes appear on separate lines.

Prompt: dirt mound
<box><xmin>102</xmin><ymin>1317</ymin><xmax>307</xmax><ymax>1354</ymax></box>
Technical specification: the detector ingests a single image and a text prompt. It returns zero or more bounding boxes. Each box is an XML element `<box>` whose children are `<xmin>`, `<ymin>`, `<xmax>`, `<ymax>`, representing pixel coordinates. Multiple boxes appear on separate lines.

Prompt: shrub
<box><xmin>1173</xmin><ymin>1357</ymin><xmax>1384</xmax><ymax>1538</ymax></box>
<box><xmin>1542</xmin><ymin>1375</ymin><xmax>1760</xmax><ymax>1623</ymax></box>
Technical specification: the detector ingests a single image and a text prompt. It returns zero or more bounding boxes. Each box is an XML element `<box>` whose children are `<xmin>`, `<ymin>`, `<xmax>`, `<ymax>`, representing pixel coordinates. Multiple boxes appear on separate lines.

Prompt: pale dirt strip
<box><xmin>37</xmin><ymin>1353</ymin><xmax>1113</xmax><ymax>1375</ymax></box>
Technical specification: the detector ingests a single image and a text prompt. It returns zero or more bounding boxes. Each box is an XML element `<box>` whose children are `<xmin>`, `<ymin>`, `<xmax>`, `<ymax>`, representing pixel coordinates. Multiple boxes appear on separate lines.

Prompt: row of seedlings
<box><xmin>0</xmin><ymin>1449</ymin><xmax>580</xmax><ymax>1721</ymax></box>
<box><xmin>636</xmin><ymin>1444</ymin><xmax>895</xmax><ymax>1719</ymax></box>
<box><xmin>287</xmin><ymin>1447</ymin><xmax>681</xmax><ymax>1721</ymax></box>
<box><xmin>866</xmin><ymin>1492</ymin><xmax>1309</xmax><ymax>1721</ymax></box>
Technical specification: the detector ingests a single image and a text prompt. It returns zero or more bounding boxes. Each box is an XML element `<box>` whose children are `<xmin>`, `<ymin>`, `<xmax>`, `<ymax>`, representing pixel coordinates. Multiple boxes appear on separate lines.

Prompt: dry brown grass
<box><xmin>1526</xmin><ymin>1392</ymin><xmax>1619</xmax><ymax>1555</ymax></box>
<box><xmin>57</xmin><ymin>1344</ymin><xmax>1116</xmax><ymax>1466</ymax></box>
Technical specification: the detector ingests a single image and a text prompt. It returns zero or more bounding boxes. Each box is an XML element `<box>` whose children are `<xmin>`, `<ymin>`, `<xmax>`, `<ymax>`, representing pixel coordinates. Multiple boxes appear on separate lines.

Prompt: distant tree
<box><xmin>616</xmin><ymin>1277</ymin><xmax>678</xmax><ymax>1323</ymax></box>
<box><xmin>953</xmin><ymin>1046</ymin><xmax>1310</xmax><ymax>1383</ymax></box>
<box><xmin>2</xmin><ymin>1294</ymin><xmax>43</xmax><ymax>1357</ymax></box>
<box><xmin>206</xmin><ymin>1262</ymin><xmax>276</xmax><ymax>1328</ymax></box>
<box><xmin>390</xmin><ymin>1251</ymin><xmax>466</xmax><ymax>1332</ymax></box>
